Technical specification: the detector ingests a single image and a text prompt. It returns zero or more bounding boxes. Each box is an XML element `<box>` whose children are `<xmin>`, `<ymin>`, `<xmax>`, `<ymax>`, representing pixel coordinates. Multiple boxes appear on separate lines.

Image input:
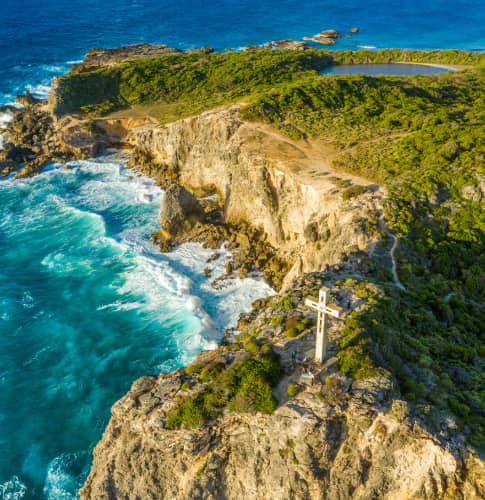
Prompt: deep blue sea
<box><xmin>0</xmin><ymin>1</ymin><xmax>484</xmax><ymax>498</ymax></box>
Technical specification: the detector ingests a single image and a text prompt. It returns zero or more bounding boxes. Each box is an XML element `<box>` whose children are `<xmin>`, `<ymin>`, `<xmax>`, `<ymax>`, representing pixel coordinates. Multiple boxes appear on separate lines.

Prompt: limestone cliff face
<box><xmin>128</xmin><ymin>106</ymin><xmax>385</xmax><ymax>287</ymax></box>
<box><xmin>80</xmin><ymin>369</ymin><xmax>484</xmax><ymax>500</ymax></box>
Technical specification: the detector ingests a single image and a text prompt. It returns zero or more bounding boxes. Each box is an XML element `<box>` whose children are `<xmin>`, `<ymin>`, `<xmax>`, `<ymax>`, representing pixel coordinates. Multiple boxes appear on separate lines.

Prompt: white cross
<box><xmin>305</xmin><ymin>288</ymin><xmax>341</xmax><ymax>363</ymax></box>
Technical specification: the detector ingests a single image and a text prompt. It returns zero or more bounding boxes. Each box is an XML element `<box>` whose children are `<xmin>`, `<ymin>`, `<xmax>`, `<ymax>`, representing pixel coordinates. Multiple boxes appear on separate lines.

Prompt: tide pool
<box><xmin>0</xmin><ymin>159</ymin><xmax>273</xmax><ymax>498</ymax></box>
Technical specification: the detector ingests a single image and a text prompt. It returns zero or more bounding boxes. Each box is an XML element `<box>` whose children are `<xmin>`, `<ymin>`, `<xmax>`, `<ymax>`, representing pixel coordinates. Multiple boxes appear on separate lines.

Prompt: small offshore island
<box><xmin>1</xmin><ymin>42</ymin><xmax>484</xmax><ymax>498</ymax></box>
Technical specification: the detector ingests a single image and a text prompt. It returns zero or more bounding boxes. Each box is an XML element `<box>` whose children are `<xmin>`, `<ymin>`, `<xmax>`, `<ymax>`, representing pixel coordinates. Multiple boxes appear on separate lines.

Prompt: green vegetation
<box><xmin>287</xmin><ymin>384</ymin><xmax>298</xmax><ymax>397</ymax></box>
<box><xmin>271</xmin><ymin>292</ymin><xmax>296</xmax><ymax>311</ymax></box>
<box><xmin>185</xmin><ymin>362</ymin><xmax>201</xmax><ymax>375</ymax></box>
<box><xmin>342</xmin><ymin>184</ymin><xmax>370</xmax><ymax>200</ymax></box>
<box><xmin>337</xmin><ymin>288</ymin><xmax>485</xmax><ymax>447</ymax></box>
<box><xmin>242</xmin><ymin>70</ymin><xmax>485</xmax><ymax>184</ymax></box>
<box><xmin>244</xmin><ymin>339</ymin><xmax>261</xmax><ymax>353</ymax></box>
<box><xmin>53</xmin><ymin>50</ymin><xmax>333</xmax><ymax>118</ymax></box>
<box><xmin>330</xmin><ymin>48</ymin><xmax>485</xmax><ymax>67</ymax></box>
<box><xmin>284</xmin><ymin>317</ymin><xmax>314</xmax><ymax>338</ymax></box>
<box><xmin>166</xmin><ymin>350</ymin><xmax>282</xmax><ymax>429</ymax></box>
<box><xmin>54</xmin><ymin>48</ymin><xmax>484</xmax><ymax>121</ymax></box>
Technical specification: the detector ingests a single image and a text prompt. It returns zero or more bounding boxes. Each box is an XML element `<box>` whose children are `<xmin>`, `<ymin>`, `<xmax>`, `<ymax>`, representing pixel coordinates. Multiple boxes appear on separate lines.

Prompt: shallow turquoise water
<box><xmin>321</xmin><ymin>62</ymin><xmax>452</xmax><ymax>76</ymax></box>
<box><xmin>0</xmin><ymin>159</ymin><xmax>273</xmax><ymax>498</ymax></box>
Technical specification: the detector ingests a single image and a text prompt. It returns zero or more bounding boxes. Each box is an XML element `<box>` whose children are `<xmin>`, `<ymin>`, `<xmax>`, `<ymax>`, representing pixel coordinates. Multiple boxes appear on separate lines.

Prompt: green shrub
<box><xmin>167</xmin><ymin>350</ymin><xmax>282</xmax><ymax>429</ymax></box>
<box><xmin>185</xmin><ymin>363</ymin><xmax>201</xmax><ymax>375</ymax></box>
<box><xmin>166</xmin><ymin>389</ymin><xmax>221</xmax><ymax>429</ymax></box>
<box><xmin>270</xmin><ymin>316</ymin><xmax>285</xmax><ymax>327</ymax></box>
<box><xmin>287</xmin><ymin>384</ymin><xmax>298</xmax><ymax>397</ymax></box>
<box><xmin>285</xmin><ymin>327</ymin><xmax>300</xmax><ymax>338</ymax></box>
<box><xmin>272</xmin><ymin>293</ymin><xmax>295</xmax><ymax>311</ymax></box>
<box><xmin>244</xmin><ymin>340</ymin><xmax>261</xmax><ymax>353</ymax></box>
<box><xmin>228</xmin><ymin>376</ymin><xmax>277</xmax><ymax>414</ymax></box>
<box><xmin>285</xmin><ymin>317</ymin><xmax>314</xmax><ymax>338</ymax></box>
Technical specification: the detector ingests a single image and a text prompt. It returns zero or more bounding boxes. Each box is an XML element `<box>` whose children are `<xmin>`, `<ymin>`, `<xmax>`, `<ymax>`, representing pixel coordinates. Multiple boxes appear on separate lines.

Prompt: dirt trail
<box><xmin>240</xmin><ymin>120</ymin><xmax>381</xmax><ymax>190</ymax></box>
<box><xmin>389</xmin><ymin>233</ymin><xmax>406</xmax><ymax>291</ymax></box>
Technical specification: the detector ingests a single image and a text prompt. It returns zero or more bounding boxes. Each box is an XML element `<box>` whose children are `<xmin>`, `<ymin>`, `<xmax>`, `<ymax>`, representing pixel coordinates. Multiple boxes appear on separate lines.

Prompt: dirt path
<box><xmin>390</xmin><ymin>233</ymin><xmax>406</xmax><ymax>291</ymax></box>
<box><xmin>242</xmin><ymin>121</ymin><xmax>382</xmax><ymax>190</ymax></box>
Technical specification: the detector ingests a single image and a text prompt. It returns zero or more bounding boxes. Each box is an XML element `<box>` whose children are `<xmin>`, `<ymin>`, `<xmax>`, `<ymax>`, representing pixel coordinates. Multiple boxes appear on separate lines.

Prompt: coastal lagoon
<box><xmin>320</xmin><ymin>63</ymin><xmax>453</xmax><ymax>76</ymax></box>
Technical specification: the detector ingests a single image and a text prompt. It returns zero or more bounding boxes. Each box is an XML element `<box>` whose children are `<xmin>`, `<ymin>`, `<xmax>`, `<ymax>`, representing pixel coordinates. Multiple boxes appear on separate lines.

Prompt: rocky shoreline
<box><xmin>2</xmin><ymin>45</ymin><xmax>484</xmax><ymax>499</ymax></box>
<box><xmin>0</xmin><ymin>93</ymin><xmax>109</xmax><ymax>178</ymax></box>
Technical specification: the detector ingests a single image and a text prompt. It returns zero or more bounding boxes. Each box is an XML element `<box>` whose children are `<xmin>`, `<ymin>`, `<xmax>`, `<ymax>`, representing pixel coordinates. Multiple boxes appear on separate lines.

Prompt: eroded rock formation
<box><xmin>0</xmin><ymin>98</ymin><xmax>108</xmax><ymax>177</ymax></box>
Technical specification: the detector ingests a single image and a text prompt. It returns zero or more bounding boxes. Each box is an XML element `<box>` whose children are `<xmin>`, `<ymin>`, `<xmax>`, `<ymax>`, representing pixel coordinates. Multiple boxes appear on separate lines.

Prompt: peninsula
<box><xmin>1</xmin><ymin>43</ymin><xmax>484</xmax><ymax>499</ymax></box>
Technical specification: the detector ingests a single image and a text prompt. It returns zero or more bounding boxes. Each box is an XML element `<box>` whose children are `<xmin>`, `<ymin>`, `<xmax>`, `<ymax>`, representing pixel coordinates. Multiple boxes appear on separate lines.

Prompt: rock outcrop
<box><xmin>304</xmin><ymin>29</ymin><xmax>342</xmax><ymax>46</ymax></box>
<box><xmin>80</xmin><ymin>381</ymin><xmax>484</xmax><ymax>499</ymax></box>
<box><xmin>159</xmin><ymin>184</ymin><xmax>205</xmax><ymax>239</ymax></box>
<box><xmin>245</xmin><ymin>40</ymin><xmax>313</xmax><ymax>51</ymax></box>
<box><xmin>0</xmin><ymin>98</ymin><xmax>111</xmax><ymax>178</ymax></box>
<box><xmin>69</xmin><ymin>43</ymin><xmax>183</xmax><ymax>74</ymax></box>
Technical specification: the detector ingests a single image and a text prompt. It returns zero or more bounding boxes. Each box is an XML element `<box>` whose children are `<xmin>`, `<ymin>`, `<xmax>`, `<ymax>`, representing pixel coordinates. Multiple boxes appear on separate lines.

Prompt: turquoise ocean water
<box><xmin>1</xmin><ymin>1</ymin><xmax>485</xmax><ymax>498</ymax></box>
<box><xmin>0</xmin><ymin>159</ymin><xmax>273</xmax><ymax>498</ymax></box>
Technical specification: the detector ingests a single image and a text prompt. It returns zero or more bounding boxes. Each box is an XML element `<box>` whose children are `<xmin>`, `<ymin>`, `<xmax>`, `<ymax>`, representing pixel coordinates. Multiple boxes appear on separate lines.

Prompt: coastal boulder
<box><xmin>159</xmin><ymin>184</ymin><xmax>204</xmax><ymax>237</ymax></box>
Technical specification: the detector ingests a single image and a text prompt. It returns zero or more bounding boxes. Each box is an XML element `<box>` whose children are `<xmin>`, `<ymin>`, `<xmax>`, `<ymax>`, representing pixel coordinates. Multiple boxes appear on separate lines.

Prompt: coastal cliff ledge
<box><xmin>125</xmin><ymin>104</ymin><xmax>384</xmax><ymax>289</ymax></box>
<box><xmin>80</xmin><ymin>273</ymin><xmax>484</xmax><ymax>499</ymax></box>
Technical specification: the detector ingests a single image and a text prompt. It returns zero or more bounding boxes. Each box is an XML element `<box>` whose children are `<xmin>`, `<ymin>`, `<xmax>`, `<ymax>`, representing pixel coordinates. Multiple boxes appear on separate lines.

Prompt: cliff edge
<box><xmin>80</xmin><ymin>276</ymin><xmax>484</xmax><ymax>499</ymax></box>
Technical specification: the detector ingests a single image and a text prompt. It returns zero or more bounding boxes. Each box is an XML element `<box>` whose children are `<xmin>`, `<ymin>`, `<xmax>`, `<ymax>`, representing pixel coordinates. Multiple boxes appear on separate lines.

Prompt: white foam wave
<box><xmin>0</xmin><ymin>111</ymin><xmax>14</xmax><ymax>128</ymax></box>
<box><xmin>43</xmin><ymin>453</ymin><xmax>83</xmax><ymax>500</ymax></box>
<box><xmin>0</xmin><ymin>476</ymin><xmax>27</xmax><ymax>499</ymax></box>
<box><xmin>25</xmin><ymin>83</ymin><xmax>51</xmax><ymax>99</ymax></box>
<box><xmin>0</xmin><ymin>110</ymin><xmax>14</xmax><ymax>150</ymax></box>
<box><xmin>21</xmin><ymin>290</ymin><xmax>35</xmax><ymax>309</ymax></box>
<box><xmin>167</xmin><ymin>242</ymin><xmax>274</xmax><ymax>334</ymax></box>
<box><xmin>21</xmin><ymin>346</ymin><xmax>52</xmax><ymax>367</ymax></box>
<box><xmin>358</xmin><ymin>45</ymin><xmax>377</xmax><ymax>49</ymax></box>
<box><xmin>96</xmin><ymin>300</ymin><xmax>144</xmax><ymax>312</ymax></box>
<box><xmin>41</xmin><ymin>252</ymin><xmax>96</xmax><ymax>277</ymax></box>
<box><xmin>5</xmin><ymin>157</ymin><xmax>274</xmax><ymax>368</ymax></box>
<box><xmin>40</xmin><ymin>64</ymin><xmax>66</xmax><ymax>73</ymax></box>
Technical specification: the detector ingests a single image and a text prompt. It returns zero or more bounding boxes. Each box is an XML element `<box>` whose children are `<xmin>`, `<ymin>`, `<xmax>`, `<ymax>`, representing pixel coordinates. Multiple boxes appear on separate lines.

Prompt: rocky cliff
<box><xmin>127</xmin><ymin>105</ymin><xmax>385</xmax><ymax>288</ymax></box>
<box><xmin>80</xmin><ymin>107</ymin><xmax>484</xmax><ymax>499</ymax></box>
<box><xmin>81</xmin><ymin>373</ymin><xmax>484</xmax><ymax>500</ymax></box>
<box><xmin>80</xmin><ymin>273</ymin><xmax>484</xmax><ymax>500</ymax></box>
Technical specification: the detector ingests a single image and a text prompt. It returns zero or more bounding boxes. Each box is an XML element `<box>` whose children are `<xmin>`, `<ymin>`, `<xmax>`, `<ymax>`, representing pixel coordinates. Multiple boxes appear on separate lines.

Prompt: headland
<box><xmin>1</xmin><ymin>41</ymin><xmax>484</xmax><ymax>499</ymax></box>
